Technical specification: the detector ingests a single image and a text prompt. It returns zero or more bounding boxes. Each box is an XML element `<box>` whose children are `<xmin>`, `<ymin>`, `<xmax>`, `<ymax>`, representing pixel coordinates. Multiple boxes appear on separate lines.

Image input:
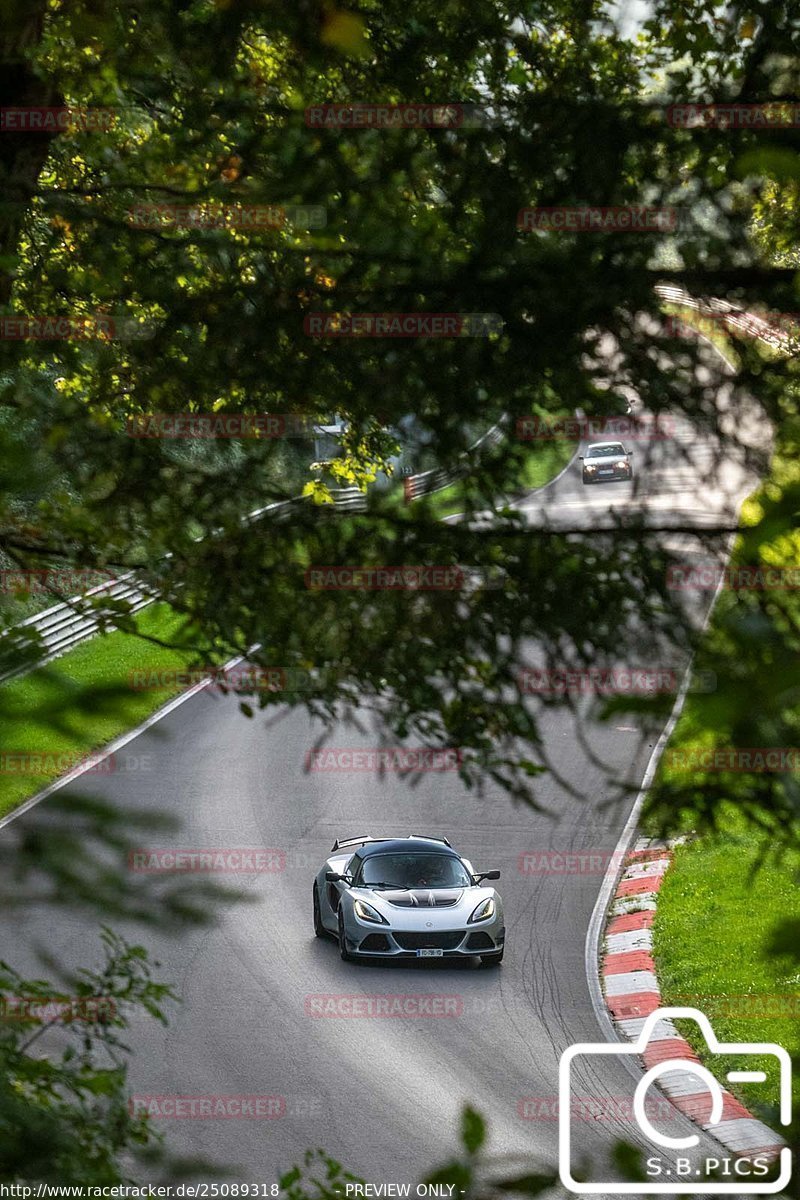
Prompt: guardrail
<box><xmin>0</xmin><ymin>486</ymin><xmax>366</xmax><ymax>683</ymax></box>
<box><xmin>655</xmin><ymin>284</ymin><xmax>800</xmax><ymax>351</ymax></box>
<box><xmin>402</xmin><ymin>287</ymin><xmax>796</xmax><ymax>507</ymax></box>
<box><xmin>5</xmin><ymin>283</ymin><xmax>786</xmax><ymax>681</ymax></box>
<box><xmin>402</xmin><ymin>416</ymin><xmax>508</xmax><ymax>502</ymax></box>
<box><xmin>0</xmin><ymin>572</ymin><xmax>155</xmax><ymax>684</ymax></box>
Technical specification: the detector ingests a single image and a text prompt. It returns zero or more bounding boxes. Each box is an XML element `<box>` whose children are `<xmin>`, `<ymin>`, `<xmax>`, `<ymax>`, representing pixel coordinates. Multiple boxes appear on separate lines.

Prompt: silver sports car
<box><xmin>313</xmin><ymin>835</ymin><xmax>505</xmax><ymax>965</ymax></box>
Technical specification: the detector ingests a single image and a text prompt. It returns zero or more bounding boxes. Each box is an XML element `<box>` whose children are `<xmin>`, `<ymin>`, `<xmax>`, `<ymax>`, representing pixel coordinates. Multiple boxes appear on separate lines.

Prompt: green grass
<box><xmin>661</xmin><ymin>302</ymin><xmax>741</xmax><ymax>369</ymax></box>
<box><xmin>425</xmin><ymin>439</ymin><xmax>576</xmax><ymax>517</ymax></box>
<box><xmin>0</xmin><ymin>554</ymin><xmax>119</xmax><ymax>626</ymax></box>
<box><xmin>653</xmin><ymin>823</ymin><xmax>800</xmax><ymax>1119</ymax></box>
<box><xmin>0</xmin><ymin>431</ymin><xmax>573</xmax><ymax>821</ymax></box>
<box><xmin>645</xmin><ymin>404</ymin><xmax>800</xmax><ymax>1125</ymax></box>
<box><xmin>384</xmin><ymin>438</ymin><xmax>576</xmax><ymax>519</ymax></box>
<box><xmin>0</xmin><ymin>603</ymin><xmax>211</xmax><ymax>818</ymax></box>
<box><xmin>661</xmin><ymin>299</ymin><xmax>796</xmax><ymax>371</ymax></box>
<box><xmin>0</xmin><ymin>431</ymin><xmax>574</xmax><ymax>823</ymax></box>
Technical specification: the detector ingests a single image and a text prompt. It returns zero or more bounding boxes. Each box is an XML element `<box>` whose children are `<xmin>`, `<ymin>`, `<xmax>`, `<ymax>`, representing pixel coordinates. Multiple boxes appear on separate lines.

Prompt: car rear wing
<box><xmin>330</xmin><ymin>833</ymin><xmax>452</xmax><ymax>851</ymax></box>
<box><xmin>331</xmin><ymin>835</ymin><xmax>380</xmax><ymax>852</ymax></box>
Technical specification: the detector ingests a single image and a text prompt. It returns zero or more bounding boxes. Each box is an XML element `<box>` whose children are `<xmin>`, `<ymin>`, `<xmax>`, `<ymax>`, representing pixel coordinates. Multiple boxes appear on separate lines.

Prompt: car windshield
<box><xmin>359</xmin><ymin>853</ymin><xmax>471</xmax><ymax>889</ymax></box>
<box><xmin>586</xmin><ymin>444</ymin><xmax>626</xmax><ymax>458</ymax></box>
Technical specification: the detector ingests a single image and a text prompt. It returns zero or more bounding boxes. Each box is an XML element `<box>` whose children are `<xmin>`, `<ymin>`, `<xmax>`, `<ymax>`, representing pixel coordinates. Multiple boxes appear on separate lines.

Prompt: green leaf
<box><xmin>461</xmin><ymin>1105</ymin><xmax>486</xmax><ymax>1154</ymax></box>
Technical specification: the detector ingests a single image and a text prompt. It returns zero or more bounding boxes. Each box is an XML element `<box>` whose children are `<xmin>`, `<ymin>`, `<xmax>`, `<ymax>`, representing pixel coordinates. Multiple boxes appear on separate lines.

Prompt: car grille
<box><xmin>393</xmin><ymin>931</ymin><xmax>466</xmax><ymax>951</ymax></box>
<box><xmin>465</xmin><ymin>932</ymin><xmax>495</xmax><ymax>951</ymax></box>
<box><xmin>359</xmin><ymin>933</ymin><xmax>391</xmax><ymax>952</ymax></box>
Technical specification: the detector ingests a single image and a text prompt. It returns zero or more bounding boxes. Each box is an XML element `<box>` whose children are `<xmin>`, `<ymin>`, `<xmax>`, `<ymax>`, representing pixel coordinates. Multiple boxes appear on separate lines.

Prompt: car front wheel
<box><xmin>480</xmin><ymin>948</ymin><xmax>504</xmax><ymax>966</ymax></box>
<box><xmin>338</xmin><ymin>911</ymin><xmax>355</xmax><ymax>962</ymax></box>
<box><xmin>313</xmin><ymin>883</ymin><xmax>325</xmax><ymax>938</ymax></box>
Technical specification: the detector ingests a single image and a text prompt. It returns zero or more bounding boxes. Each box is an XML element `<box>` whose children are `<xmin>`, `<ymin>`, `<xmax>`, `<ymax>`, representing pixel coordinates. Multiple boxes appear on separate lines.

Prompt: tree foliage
<box><xmin>1</xmin><ymin>0</ymin><xmax>800</xmax><ymax>1182</ymax></box>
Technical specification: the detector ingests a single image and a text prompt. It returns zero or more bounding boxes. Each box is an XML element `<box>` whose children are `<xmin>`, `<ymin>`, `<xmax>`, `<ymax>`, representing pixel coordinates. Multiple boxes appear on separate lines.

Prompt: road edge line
<box><xmin>444</xmin><ymin>412</ymin><xmax>583</xmax><ymax>523</ymax></box>
<box><xmin>600</xmin><ymin>841</ymin><xmax>787</xmax><ymax>1160</ymax></box>
<box><xmin>583</xmin><ymin>529</ymin><xmax>737</xmax><ymax>1067</ymax></box>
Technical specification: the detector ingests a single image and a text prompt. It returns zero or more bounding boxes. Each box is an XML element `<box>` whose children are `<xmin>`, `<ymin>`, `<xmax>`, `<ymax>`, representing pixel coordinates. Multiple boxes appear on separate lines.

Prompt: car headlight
<box><xmin>615</xmin><ymin>459</ymin><xmax>629</xmax><ymax>469</ymax></box>
<box><xmin>584</xmin><ymin>463</ymin><xmax>597</xmax><ymax>472</ymax></box>
<box><xmin>468</xmin><ymin>896</ymin><xmax>496</xmax><ymax>923</ymax></box>
<box><xmin>354</xmin><ymin>898</ymin><xmax>388</xmax><ymax>924</ymax></box>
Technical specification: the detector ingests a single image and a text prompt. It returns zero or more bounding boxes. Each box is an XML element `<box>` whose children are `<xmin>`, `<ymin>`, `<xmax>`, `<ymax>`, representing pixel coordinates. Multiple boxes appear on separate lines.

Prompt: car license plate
<box><xmin>417</xmin><ymin>948</ymin><xmax>444</xmax><ymax>957</ymax></box>
<box><xmin>599</xmin><ymin>468</ymin><xmax>613</xmax><ymax>475</ymax></box>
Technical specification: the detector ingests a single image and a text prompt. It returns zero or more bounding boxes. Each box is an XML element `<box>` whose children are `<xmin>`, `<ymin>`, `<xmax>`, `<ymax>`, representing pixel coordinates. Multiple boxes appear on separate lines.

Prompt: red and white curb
<box><xmin>601</xmin><ymin>837</ymin><xmax>787</xmax><ymax>1162</ymax></box>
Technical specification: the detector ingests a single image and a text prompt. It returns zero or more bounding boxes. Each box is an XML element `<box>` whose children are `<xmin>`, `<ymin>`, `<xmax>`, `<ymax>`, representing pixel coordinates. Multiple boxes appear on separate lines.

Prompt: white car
<box><xmin>580</xmin><ymin>441</ymin><xmax>634</xmax><ymax>484</ymax></box>
<box><xmin>313</xmin><ymin>835</ymin><xmax>505</xmax><ymax>965</ymax></box>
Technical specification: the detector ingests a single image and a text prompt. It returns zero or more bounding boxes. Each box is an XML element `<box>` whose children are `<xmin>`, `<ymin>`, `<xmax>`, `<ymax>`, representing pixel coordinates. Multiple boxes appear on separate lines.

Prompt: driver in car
<box><xmin>414</xmin><ymin>858</ymin><xmax>450</xmax><ymax>887</ymax></box>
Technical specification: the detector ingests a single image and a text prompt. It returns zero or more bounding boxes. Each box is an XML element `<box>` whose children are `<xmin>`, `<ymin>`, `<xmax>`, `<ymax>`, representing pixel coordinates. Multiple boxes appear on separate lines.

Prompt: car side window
<box><xmin>347</xmin><ymin>853</ymin><xmax>363</xmax><ymax>883</ymax></box>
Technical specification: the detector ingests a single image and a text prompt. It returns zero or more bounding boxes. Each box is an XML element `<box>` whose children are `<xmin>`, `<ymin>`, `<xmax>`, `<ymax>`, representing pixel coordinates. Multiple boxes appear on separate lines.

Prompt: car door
<box><xmin>328</xmin><ymin>852</ymin><xmax>359</xmax><ymax>914</ymax></box>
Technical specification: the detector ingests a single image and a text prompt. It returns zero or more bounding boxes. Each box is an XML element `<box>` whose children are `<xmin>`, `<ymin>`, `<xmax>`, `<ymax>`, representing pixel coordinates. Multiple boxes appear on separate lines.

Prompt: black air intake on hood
<box><xmin>382</xmin><ymin>889</ymin><xmax>462</xmax><ymax>908</ymax></box>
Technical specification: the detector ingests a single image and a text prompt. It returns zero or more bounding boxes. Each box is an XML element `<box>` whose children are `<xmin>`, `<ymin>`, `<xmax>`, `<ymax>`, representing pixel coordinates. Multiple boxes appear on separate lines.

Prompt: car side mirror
<box><xmin>325</xmin><ymin>871</ymin><xmax>343</xmax><ymax>882</ymax></box>
<box><xmin>578</xmin><ymin>455</ymin><xmax>584</xmax><ymax>460</ymax></box>
<box><xmin>475</xmin><ymin>869</ymin><xmax>500</xmax><ymax>882</ymax></box>
<box><xmin>625</xmin><ymin>447</ymin><xmax>632</xmax><ymax>454</ymax></box>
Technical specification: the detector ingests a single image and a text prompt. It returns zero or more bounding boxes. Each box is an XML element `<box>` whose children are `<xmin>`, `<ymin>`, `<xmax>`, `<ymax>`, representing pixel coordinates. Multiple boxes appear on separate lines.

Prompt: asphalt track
<box><xmin>0</xmin><ymin>361</ymin><xmax>772</xmax><ymax>1195</ymax></box>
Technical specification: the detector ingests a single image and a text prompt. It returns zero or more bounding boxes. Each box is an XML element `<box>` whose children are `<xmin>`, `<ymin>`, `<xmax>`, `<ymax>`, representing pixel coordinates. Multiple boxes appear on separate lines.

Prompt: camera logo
<box><xmin>559</xmin><ymin>1007</ymin><xmax>791</xmax><ymax>1193</ymax></box>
